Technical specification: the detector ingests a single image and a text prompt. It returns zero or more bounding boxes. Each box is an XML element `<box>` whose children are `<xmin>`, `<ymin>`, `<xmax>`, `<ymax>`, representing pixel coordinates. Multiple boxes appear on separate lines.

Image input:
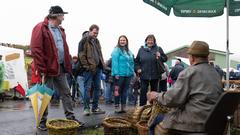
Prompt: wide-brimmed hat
<box><xmin>187</xmin><ymin>41</ymin><xmax>209</xmax><ymax>57</ymax></box>
<box><xmin>49</xmin><ymin>6</ymin><xmax>68</xmax><ymax>15</ymax></box>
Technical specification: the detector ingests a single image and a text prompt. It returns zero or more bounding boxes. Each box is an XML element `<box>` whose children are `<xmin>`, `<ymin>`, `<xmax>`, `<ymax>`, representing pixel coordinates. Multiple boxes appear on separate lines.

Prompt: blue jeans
<box><xmin>52</xmin><ymin>86</ymin><xmax>60</xmax><ymax>100</ymax></box>
<box><xmin>82</xmin><ymin>68</ymin><xmax>101</xmax><ymax>110</ymax></box>
<box><xmin>104</xmin><ymin>82</ymin><xmax>113</xmax><ymax>103</ymax></box>
<box><xmin>77</xmin><ymin>76</ymin><xmax>85</xmax><ymax>102</ymax></box>
<box><xmin>127</xmin><ymin>84</ymin><xmax>136</xmax><ymax>105</ymax></box>
<box><xmin>66</xmin><ymin>74</ymin><xmax>72</xmax><ymax>88</ymax></box>
<box><xmin>114</xmin><ymin>76</ymin><xmax>131</xmax><ymax>105</ymax></box>
<box><xmin>102</xmin><ymin>81</ymin><xmax>106</xmax><ymax>94</ymax></box>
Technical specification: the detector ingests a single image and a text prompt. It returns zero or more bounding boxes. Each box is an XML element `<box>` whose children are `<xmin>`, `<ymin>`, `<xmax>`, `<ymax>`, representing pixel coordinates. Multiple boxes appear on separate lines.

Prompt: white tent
<box><xmin>223</xmin><ymin>67</ymin><xmax>239</xmax><ymax>73</ymax></box>
<box><xmin>174</xmin><ymin>57</ymin><xmax>190</xmax><ymax>66</ymax></box>
<box><xmin>0</xmin><ymin>46</ymin><xmax>28</xmax><ymax>92</ymax></box>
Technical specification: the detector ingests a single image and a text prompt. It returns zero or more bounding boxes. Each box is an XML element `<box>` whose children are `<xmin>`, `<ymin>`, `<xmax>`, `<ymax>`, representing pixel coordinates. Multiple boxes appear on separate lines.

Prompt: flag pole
<box><xmin>226</xmin><ymin>0</ymin><xmax>230</xmax><ymax>90</ymax></box>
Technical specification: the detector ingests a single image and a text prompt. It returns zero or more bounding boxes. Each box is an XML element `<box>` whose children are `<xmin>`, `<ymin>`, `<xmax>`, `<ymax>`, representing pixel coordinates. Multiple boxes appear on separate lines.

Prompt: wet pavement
<box><xmin>0</xmin><ymin>99</ymin><xmax>135</xmax><ymax>135</ymax></box>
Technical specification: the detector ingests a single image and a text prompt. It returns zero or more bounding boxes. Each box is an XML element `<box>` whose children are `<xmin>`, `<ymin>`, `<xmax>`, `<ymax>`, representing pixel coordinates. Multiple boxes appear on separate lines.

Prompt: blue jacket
<box><xmin>111</xmin><ymin>47</ymin><xmax>134</xmax><ymax>77</ymax></box>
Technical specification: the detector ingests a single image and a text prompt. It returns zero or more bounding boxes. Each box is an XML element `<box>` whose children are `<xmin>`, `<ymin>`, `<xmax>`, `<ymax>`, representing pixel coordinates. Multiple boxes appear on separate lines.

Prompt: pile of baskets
<box><xmin>46</xmin><ymin>119</ymin><xmax>80</xmax><ymax>135</ymax></box>
<box><xmin>103</xmin><ymin>103</ymin><xmax>169</xmax><ymax>135</ymax></box>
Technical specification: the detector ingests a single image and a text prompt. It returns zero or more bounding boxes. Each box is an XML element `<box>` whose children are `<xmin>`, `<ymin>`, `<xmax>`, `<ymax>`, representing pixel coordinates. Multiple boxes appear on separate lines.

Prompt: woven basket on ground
<box><xmin>46</xmin><ymin>119</ymin><xmax>80</xmax><ymax>135</ymax></box>
<box><xmin>136</xmin><ymin>120</ymin><xmax>149</xmax><ymax>135</ymax></box>
<box><xmin>102</xmin><ymin>117</ymin><xmax>132</xmax><ymax>135</ymax></box>
<box><xmin>115</xmin><ymin>117</ymin><xmax>138</xmax><ymax>135</ymax></box>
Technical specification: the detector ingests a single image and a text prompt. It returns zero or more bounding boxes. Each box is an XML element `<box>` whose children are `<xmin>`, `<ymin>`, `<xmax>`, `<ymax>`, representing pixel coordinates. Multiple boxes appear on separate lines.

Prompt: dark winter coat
<box><xmin>135</xmin><ymin>45</ymin><xmax>167</xmax><ymax>80</ymax></box>
<box><xmin>170</xmin><ymin>63</ymin><xmax>185</xmax><ymax>81</ymax></box>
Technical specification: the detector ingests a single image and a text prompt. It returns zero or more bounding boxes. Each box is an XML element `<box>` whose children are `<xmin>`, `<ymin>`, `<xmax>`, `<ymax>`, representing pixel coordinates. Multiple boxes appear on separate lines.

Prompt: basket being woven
<box><xmin>148</xmin><ymin>101</ymin><xmax>169</xmax><ymax>127</ymax></box>
<box><xmin>46</xmin><ymin>119</ymin><xmax>80</xmax><ymax>135</ymax></box>
<box><xmin>103</xmin><ymin>117</ymin><xmax>132</xmax><ymax>135</ymax></box>
<box><xmin>132</xmin><ymin>105</ymin><xmax>151</xmax><ymax>124</ymax></box>
<box><xmin>140</xmin><ymin>107</ymin><xmax>152</xmax><ymax>121</ymax></box>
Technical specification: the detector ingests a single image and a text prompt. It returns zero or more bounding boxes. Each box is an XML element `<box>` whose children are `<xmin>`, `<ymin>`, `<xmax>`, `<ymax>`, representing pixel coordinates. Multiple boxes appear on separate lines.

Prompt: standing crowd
<box><xmin>30</xmin><ymin>5</ymin><xmax>225</xmax><ymax>134</ymax></box>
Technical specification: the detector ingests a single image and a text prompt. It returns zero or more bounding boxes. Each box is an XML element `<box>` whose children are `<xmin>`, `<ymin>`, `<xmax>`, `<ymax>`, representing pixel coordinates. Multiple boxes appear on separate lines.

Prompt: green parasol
<box><xmin>143</xmin><ymin>0</ymin><xmax>240</xmax><ymax>89</ymax></box>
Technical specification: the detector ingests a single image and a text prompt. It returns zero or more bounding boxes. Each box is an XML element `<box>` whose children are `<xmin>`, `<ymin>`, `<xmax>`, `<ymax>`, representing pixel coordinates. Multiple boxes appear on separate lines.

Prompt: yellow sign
<box><xmin>5</xmin><ymin>53</ymin><xmax>20</xmax><ymax>61</ymax></box>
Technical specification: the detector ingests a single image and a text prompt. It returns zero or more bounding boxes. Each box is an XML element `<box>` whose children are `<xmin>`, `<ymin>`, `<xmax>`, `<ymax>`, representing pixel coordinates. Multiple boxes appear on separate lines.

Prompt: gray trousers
<box><xmin>40</xmin><ymin>73</ymin><xmax>75</xmax><ymax>125</ymax></box>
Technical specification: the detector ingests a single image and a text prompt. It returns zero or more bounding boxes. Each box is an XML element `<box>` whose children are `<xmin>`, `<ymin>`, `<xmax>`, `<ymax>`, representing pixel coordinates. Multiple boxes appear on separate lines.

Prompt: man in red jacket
<box><xmin>30</xmin><ymin>5</ymin><xmax>81</xmax><ymax>131</ymax></box>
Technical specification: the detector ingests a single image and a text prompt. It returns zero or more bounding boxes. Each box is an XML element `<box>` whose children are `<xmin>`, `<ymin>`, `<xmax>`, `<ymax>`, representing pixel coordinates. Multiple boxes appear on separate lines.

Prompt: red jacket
<box><xmin>30</xmin><ymin>17</ymin><xmax>72</xmax><ymax>76</ymax></box>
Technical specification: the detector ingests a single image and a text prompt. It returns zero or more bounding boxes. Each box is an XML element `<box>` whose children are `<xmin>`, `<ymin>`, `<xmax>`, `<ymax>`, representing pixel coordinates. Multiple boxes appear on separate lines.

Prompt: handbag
<box><xmin>156</xmin><ymin>59</ymin><xmax>165</xmax><ymax>75</ymax></box>
<box><xmin>156</xmin><ymin>47</ymin><xmax>165</xmax><ymax>78</ymax></box>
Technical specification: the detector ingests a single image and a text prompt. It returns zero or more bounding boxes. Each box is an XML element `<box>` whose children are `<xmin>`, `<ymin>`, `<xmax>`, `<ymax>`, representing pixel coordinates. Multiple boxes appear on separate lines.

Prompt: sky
<box><xmin>0</xmin><ymin>0</ymin><xmax>240</xmax><ymax>60</ymax></box>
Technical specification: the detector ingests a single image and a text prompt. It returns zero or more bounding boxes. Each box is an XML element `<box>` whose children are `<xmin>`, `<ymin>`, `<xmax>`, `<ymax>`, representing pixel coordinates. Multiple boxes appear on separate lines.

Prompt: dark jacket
<box><xmin>170</xmin><ymin>63</ymin><xmax>184</xmax><ymax>81</ymax></box>
<box><xmin>104</xmin><ymin>59</ymin><xmax>113</xmax><ymax>83</ymax></box>
<box><xmin>30</xmin><ymin>17</ymin><xmax>72</xmax><ymax>76</ymax></box>
<box><xmin>78</xmin><ymin>36</ymin><xmax>105</xmax><ymax>72</ymax></box>
<box><xmin>135</xmin><ymin>45</ymin><xmax>167</xmax><ymax>80</ymax></box>
<box><xmin>230</xmin><ymin>71</ymin><xmax>237</xmax><ymax>80</ymax></box>
<box><xmin>72</xmin><ymin>61</ymin><xmax>79</xmax><ymax>77</ymax></box>
<box><xmin>214</xmin><ymin>65</ymin><xmax>224</xmax><ymax>79</ymax></box>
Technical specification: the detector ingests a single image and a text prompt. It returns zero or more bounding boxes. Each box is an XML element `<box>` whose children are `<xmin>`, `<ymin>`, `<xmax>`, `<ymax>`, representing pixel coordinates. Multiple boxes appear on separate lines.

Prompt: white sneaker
<box><xmin>83</xmin><ymin>109</ymin><xmax>90</xmax><ymax>116</ymax></box>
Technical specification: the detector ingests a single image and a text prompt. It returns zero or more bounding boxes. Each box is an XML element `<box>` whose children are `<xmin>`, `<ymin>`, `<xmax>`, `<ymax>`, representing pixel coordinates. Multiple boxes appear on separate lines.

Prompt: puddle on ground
<box><xmin>0</xmin><ymin>101</ymin><xmax>30</xmax><ymax>111</ymax></box>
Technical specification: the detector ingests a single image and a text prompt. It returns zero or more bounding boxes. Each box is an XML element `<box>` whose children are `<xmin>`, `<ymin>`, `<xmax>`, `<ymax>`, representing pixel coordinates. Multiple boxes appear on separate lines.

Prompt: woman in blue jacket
<box><xmin>135</xmin><ymin>34</ymin><xmax>167</xmax><ymax>106</ymax></box>
<box><xmin>111</xmin><ymin>35</ymin><xmax>134</xmax><ymax>113</ymax></box>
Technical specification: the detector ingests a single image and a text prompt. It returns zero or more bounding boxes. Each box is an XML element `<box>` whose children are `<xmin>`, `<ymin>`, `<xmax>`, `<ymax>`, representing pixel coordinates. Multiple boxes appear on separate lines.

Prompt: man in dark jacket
<box><xmin>78</xmin><ymin>24</ymin><xmax>106</xmax><ymax>115</ymax></box>
<box><xmin>30</xmin><ymin>6</ymin><xmax>81</xmax><ymax>130</ymax></box>
<box><xmin>170</xmin><ymin>59</ymin><xmax>184</xmax><ymax>84</ymax></box>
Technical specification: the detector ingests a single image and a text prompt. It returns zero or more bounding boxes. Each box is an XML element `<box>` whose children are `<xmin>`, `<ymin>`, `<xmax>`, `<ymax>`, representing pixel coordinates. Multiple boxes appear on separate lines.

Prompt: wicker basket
<box><xmin>115</xmin><ymin>117</ymin><xmax>138</xmax><ymax>135</ymax></box>
<box><xmin>103</xmin><ymin>117</ymin><xmax>132</xmax><ymax>135</ymax></box>
<box><xmin>140</xmin><ymin>107</ymin><xmax>152</xmax><ymax>121</ymax></box>
<box><xmin>132</xmin><ymin>105</ymin><xmax>151</xmax><ymax>124</ymax></box>
<box><xmin>148</xmin><ymin>102</ymin><xmax>169</xmax><ymax>127</ymax></box>
<box><xmin>46</xmin><ymin>119</ymin><xmax>80</xmax><ymax>135</ymax></box>
<box><xmin>136</xmin><ymin>121</ymin><xmax>149</xmax><ymax>135</ymax></box>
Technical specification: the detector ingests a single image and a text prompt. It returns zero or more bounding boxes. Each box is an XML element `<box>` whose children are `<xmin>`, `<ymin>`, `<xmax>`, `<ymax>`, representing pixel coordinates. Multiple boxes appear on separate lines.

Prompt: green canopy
<box><xmin>143</xmin><ymin>0</ymin><xmax>240</xmax><ymax>17</ymax></box>
<box><xmin>229</xmin><ymin>0</ymin><xmax>240</xmax><ymax>16</ymax></box>
<box><xmin>143</xmin><ymin>0</ymin><xmax>240</xmax><ymax>89</ymax></box>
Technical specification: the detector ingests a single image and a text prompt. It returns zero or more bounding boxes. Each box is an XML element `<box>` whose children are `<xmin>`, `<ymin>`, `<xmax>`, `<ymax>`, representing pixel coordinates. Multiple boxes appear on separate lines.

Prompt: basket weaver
<box><xmin>46</xmin><ymin>119</ymin><xmax>80</xmax><ymax>135</ymax></box>
<box><xmin>102</xmin><ymin>117</ymin><xmax>132</xmax><ymax>135</ymax></box>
